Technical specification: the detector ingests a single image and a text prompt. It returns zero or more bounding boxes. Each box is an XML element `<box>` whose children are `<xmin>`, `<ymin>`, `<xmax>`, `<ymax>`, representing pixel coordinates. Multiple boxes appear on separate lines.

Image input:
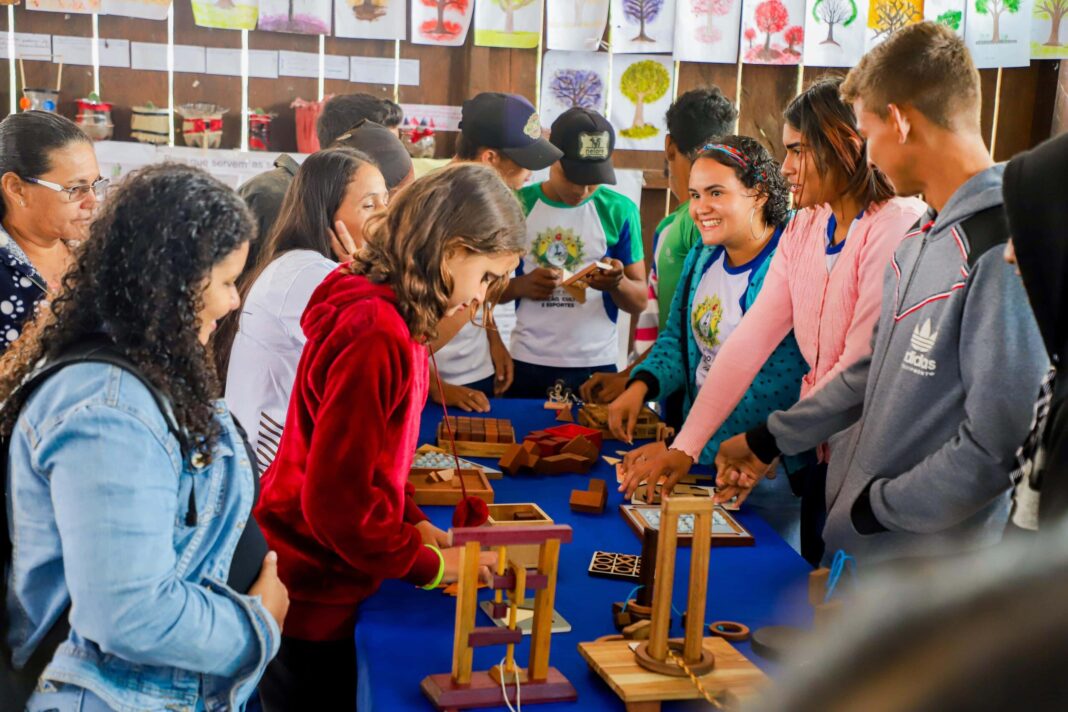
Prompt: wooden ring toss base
<box><xmin>635</xmin><ymin>639</ymin><xmax>715</xmax><ymax>676</ymax></box>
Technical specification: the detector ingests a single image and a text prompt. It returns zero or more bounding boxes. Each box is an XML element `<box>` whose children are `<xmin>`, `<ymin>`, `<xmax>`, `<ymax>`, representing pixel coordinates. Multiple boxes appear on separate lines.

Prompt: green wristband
<box><xmin>421</xmin><ymin>544</ymin><xmax>445</xmax><ymax>590</ymax></box>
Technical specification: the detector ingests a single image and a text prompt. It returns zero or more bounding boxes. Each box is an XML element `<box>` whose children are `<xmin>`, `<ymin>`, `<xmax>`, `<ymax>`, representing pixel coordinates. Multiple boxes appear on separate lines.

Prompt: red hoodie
<box><xmin>254</xmin><ymin>268</ymin><xmax>439</xmax><ymax>641</ymax></box>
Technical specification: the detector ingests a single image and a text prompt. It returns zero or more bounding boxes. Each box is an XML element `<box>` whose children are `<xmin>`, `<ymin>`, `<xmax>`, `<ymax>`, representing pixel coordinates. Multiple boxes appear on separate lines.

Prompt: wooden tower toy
<box><xmin>421</xmin><ymin>524</ymin><xmax>577</xmax><ymax>710</ymax></box>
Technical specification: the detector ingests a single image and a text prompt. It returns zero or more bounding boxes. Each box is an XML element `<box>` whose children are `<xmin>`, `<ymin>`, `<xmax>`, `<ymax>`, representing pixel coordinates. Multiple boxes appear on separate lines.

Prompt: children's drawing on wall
<box><xmin>610</xmin><ymin>54</ymin><xmax>674</xmax><ymax>150</ymax></box>
<box><xmin>192</xmin><ymin>0</ymin><xmax>257</xmax><ymax>29</ymax></box>
<box><xmin>539</xmin><ymin>51</ymin><xmax>610</xmax><ymax>126</ymax></box>
<box><xmin>411</xmin><ymin>0</ymin><xmax>474</xmax><ymax>46</ymax></box>
<box><xmin>673</xmin><ymin>0</ymin><xmax>744</xmax><ymax>62</ymax></box>
<box><xmin>258</xmin><ymin>0</ymin><xmax>331</xmax><ymax>33</ymax></box>
<box><xmin>966</xmin><ymin>0</ymin><xmax>1033</xmax><ymax>65</ymax></box>
<box><xmin>1032</xmin><ymin>0</ymin><xmax>1068</xmax><ymax>56</ymax></box>
<box><xmin>103</xmin><ymin>0</ymin><xmax>169</xmax><ymax>20</ymax></box>
<box><xmin>546</xmin><ymin>0</ymin><xmax>610</xmax><ymax>50</ymax></box>
<box><xmin>610</xmin><ymin>0</ymin><xmax>677</xmax><ymax>52</ymax></box>
<box><xmin>923</xmin><ymin>0</ymin><xmax>964</xmax><ymax>33</ymax></box>
<box><xmin>475</xmin><ymin>0</ymin><xmax>542</xmax><ymax>48</ymax></box>
<box><xmin>803</xmin><ymin>0</ymin><xmax>867</xmax><ymax>66</ymax></box>
<box><xmin>28</xmin><ymin>0</ymin><xmax>100</xmax><ymax>13</ymax></box>
<box><xmin>741</xmin><ymin>0</ymin><xmax>805</xmax><ymax>63</ymax></box>
<box><xmin>865</xmin><ymin>0</ymin><xmax>922</xmax><ymax>47</ymax></box>
<box><xmin>334</xmin><ymin>0</ymin><xmax>406</xmax><ymax>39</ymax></box>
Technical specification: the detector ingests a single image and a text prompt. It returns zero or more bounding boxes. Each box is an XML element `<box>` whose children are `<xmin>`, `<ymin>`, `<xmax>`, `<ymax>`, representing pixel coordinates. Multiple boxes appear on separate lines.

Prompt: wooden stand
<box><xmin>421</xmin><ymin>524</ymin><xmax>578</xmax><ymax>710</ymax></box>
<box><xmin>580</xmin><ymin>496</ymin><xmax>766</xmax><ymax>710</ymax></box>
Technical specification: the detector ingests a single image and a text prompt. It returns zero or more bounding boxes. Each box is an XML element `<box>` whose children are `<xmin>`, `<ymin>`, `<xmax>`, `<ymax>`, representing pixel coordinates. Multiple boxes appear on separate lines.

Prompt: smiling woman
<box><xmin>0</xmin><ymin>111</ymin><xmax>102</xmax><ymax>351</ymax></box>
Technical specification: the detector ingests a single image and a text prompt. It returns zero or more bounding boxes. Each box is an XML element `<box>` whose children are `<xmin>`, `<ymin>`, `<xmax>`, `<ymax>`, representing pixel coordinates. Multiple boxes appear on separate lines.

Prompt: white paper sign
<box><xmin>249</xmin><ymin>49</ymin><xmax>280</xmax><ymax>79</ymax></box>
<box><xmin>98</xmin><ymin>38</ymin><xmax>131</xmax><ymax>68</ymax></box>
<box><xmin>278</xmin><ymin>49</ymin><xmax>320</xmax><ymax>78</ymax></box>
<box><xmin>131</xmin><ymin>41</ymin><xmax>168</xmax><ymax>71</ymax></box>
<box><xmin>52</xmin><ymin>35</ymin><xmax>94</xmax><ymax>66</ymax></box>
<box><xmin>325</xmin><ymin>54</ymin><xmax>349</xmax><ymax>80</ymax></box>
<box><xmin>400</xmin><ymin>103</ymin><xmax>463</xmax><ymax>131</ymax></box>
<box><xmin>175</xmin><ymin>45</ymin><xmax>207</xmax><ymax>74</ymax></box>
<box><xmin>0</xmin><ymin>33</ymin><xmax>52</xmax><ymax>61</ymax></box>
<box><xmin>349</xmin><ymin>56</ymin><xmax>420</xmax><ymax>85</ymax></box>
<box><xmin>205</xmin><ymin>47</ymin><xmax>242</xmax><ymax>77</ymax></box>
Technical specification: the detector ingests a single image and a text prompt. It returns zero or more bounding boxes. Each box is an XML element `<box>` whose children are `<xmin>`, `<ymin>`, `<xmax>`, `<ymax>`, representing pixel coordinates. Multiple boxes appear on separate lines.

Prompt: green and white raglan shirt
<box><xmin>510</xmin><ymin>184</ymin><xmax>644</xmax><ymax>368</ymax></box>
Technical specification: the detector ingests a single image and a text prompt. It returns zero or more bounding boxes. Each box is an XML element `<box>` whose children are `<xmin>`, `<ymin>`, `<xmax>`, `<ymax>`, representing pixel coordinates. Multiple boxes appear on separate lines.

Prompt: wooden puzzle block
<box><xmin>538</xmin><ymin>453</ymin><xmax>591</xmax><ymax>475</ymax></box>
<box><xmin>570</xmin><ymin>478</ymin><xmax>607</xmax><ymax>514</ymax></box>
<box><xmin>587</xmin><ymin>551</ymin><xmax>642</xmax><ymax>582</ymax></box>
<box><xmin>520</xmin><ymin>440</ymin><xmax>541</xmax><ymax>466</ymax></box>
<box><xmin>498</xmin><ymin>444</ymin><xmax>525</xmax><ymax>476</ymax></box>
<box><xmin>809</xmin><ymin>568</ymin><xmax>830</xmax><ymax>607</ymax></box>
<box><xmin>561</xmin><ymin>435</ymin><xmax>598</xmax><ymax>464</ymax></box>
<box><xmin>437</xmin><ymin>417</ymin><xmax>516</xmax><ymax>458</ymax></box>
<box><xmin>555</xmin><ymin>405</ymin><xmax>573</xmax><ymax>422</ymax></box>
<box><xmin>409</xmin><ymin>469</ymin><xmax>494</xmax><ymax>506</ymax></box>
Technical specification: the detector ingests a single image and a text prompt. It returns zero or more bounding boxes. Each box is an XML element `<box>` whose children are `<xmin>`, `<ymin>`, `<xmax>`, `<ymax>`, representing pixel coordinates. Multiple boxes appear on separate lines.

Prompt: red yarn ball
<box><xmin>452</xmin><ymin>496</ymin><xmax>489</xmax><ymax>528</ymax></box>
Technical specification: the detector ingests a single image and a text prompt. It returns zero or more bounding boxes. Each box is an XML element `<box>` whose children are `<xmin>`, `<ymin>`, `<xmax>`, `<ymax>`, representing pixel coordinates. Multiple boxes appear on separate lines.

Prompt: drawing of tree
<box><xmin>868</xmin><ymin>0</ymin><xmax>922</xmax><ymax>41</ymax></box>
<box><xmin>352</xmin><ymin>0</ymin><xmax>388</xmax><ymax>21</ymax></box>
<box><xmin>935</xmin><ymin>8</ymin><xmax>962</xmax><ymax>28</ymax></box>
<box><xmin>491</xmin><ymin>0</ymin><xmax>536</xmax><ymax>32</ymax></box>
<box><xmin>744</xmin><ymin>26</ymin><xmax>757</xmax><ymax>46</ymax></box>
<box><xmin>975</xmin><ymin>0</ymin><xmax>1020</xmax><ymax>42</ymax></box>
<box><xmin>813</xmin><ymin>0</ymin><xmax>857</xmax><ymax>45</ymax></box>
<box><xmin>550</xmin><ymin>69</ymin><xmax>605</xmax><ymax>110</ymax></box>
<box><xmin>1035</xmin><ymin>0</ymin><xmax>1067</xmax><ymax>44</ymax></box>
<box><xmin>784</xmin><ymin>24</ymin><xmax>804</xmax><ymax>52</ymax></box>
<box><xmin>623</xmin><ymin>0</ymin><xmax>666</xmax><ymax>42</ymax></box>
<box><xmin>619</xmin><ymin>60</ymin><xmax>670</xmax><ymax>138</ymax></box>
<box><xmin>420</xmin><ymin>0</ymin><xmax>469</xmax><ymax>37</ymax></box>
<box><xmin>692</xmin><ymin>0</ymin><xmax>734</xmax><ymax>43</ymax></box>
<box><xmin>754</xmin><ymin>0</ymin><xmax>789</xmax><ymax>58</ymax></box>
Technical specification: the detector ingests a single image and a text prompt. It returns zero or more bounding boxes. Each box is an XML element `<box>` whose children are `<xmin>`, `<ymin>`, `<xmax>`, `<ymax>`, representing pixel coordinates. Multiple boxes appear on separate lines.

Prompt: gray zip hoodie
<box><xmin>756</xmin><ymin>165</ymin><xmax>1048</xmax><ymax>563</ymax></box>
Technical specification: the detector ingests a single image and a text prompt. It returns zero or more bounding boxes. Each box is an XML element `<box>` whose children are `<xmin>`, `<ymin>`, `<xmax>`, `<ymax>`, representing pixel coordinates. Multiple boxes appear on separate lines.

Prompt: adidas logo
<box><xmin>910</xmin><ymin>319</ymin><xmax>938</xmax><ymax>353</ymax></box>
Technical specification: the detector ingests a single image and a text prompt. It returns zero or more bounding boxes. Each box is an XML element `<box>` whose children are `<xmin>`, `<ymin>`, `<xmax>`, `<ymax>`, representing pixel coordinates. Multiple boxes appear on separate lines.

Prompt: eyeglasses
<box><xmin>22</xmin><ymin>176</ymin><xmax>110</xmax><ymax>202</ymax></box>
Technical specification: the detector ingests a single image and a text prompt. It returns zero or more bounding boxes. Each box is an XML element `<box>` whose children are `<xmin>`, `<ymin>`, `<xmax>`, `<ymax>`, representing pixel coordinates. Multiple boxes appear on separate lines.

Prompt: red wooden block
<box><xmin>451</xmin><ymin>524</ymin><xmax>573</xmax><ymax>546</ymax></box>
<box><xmin>491</xmin><ymin>572</ymin><xmax>549</xmax><ymax>591</ymax></box>
<box><xmin>545</xmin><ymin>423</ymin><xmax>603</xmax><ymax>449</ymax></box>
<box><xmin>468</xmin><ymin>626</ymin><xmax>523</xmax><ymax>648</ymax></box>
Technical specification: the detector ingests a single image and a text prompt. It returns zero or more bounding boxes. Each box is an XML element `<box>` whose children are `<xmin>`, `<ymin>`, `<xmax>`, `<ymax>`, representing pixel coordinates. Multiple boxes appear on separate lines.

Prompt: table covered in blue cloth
<box><xmin>354</xmin><ymin>399</ymin><xmax>814</xmax><ymax>710</ymax></box>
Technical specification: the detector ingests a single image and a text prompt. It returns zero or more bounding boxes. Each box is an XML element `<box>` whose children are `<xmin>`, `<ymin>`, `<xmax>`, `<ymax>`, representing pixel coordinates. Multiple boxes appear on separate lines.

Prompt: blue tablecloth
<box><xmin>355</xmin><ymin>399</ymin><xmax>814</xmax><ymax>711</ymax></box>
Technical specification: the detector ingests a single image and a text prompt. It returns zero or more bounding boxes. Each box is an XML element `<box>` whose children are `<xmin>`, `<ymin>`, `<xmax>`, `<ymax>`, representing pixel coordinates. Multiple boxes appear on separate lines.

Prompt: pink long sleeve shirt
<box><xmin>672</xmin><ymin>197</ymin><xmax>928</xmax><ymax>461</ymax></box>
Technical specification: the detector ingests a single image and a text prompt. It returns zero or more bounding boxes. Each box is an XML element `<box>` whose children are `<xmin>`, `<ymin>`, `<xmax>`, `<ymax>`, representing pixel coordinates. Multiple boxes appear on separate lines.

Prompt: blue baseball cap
<box><xmin>459</xmin><ymin>92</ymin><xmax>563</xmax><ymax>171</ymax></box>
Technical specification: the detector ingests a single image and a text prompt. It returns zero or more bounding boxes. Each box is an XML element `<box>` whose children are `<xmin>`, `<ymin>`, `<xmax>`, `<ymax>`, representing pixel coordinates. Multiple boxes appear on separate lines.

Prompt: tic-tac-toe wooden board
<box><xmin>620</xmin><ymin>504</ymin><xmax>754</xmax><ymax>547</ymax></box>
<box><xmin>437</xmin><ymin>416</ymin><xmax>516</xmax><ymax>458</ymax></box>
<box><xmin>588</xmin><ymin>551</ymin><xmax>642</xmax><ymax>582</ymax></box>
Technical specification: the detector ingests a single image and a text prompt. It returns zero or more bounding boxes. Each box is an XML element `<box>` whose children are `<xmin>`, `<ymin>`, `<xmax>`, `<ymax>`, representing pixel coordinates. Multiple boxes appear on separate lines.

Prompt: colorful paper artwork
<box><xmin>865</xmin><ymin>0</ymin><xmax>922</xmax><ymax>48</ymax></box>
<box><xmin>546</xmin><ymin>0</ymin><xmax>610</xmax><ymax>50</ymax></box>
<box><xmin>803</xmin><ymin>0</ymin><xmax>869</xmax><ymax>66</ymax></box>
<box><xmin>258</xmin><ymin>0</ymin><xmax>331</xmax><ymax>33</ymax></box>
<box><xmin>610</xmin><ymin>0</ymin><xmax>678</xmax><ymax>53</ymax></box>
<box><xmin>192</xmin><ymin>0</ymin><xmax>258</xmax><ymax>29</ymax></box>
<box><xmin>539</xmin><ymin>50</ymin><xmax>610</xmax><ymax>127</ymax></box>
<box><xmin>672</xmin><ymin>0</ymin><xmax>744</xmax><ymax>63</ymax></box>
<box><xmin>610</xmin><ymin>54</ymin><xmax>674</xmax><ymax>151</ymax></box>
<box><xmin>740</xmin><ymin>0</ymin><xmax>806</xmax><ymax>63</ymax></box>
<box><xmin>1031</xmin><ymin>0</ymin><xmax>1068</xmax><ymax>57</ymax></box>
<box><xmin>27</xmin><ymin>0</ymin><xmax>100</xmax><ymax>14</ymax></box>
<box><xmin>475</xmin><ymin>0</ymin><xmax>543</xmax><ymax>48</ymax></box>
<box><xmin>965</xmin><ymin>0</ymin><xmax>1034</xmax><ymax>66</ymax></box>
<box><xmin>410</xmin><ymin>0</ymin><xmax>474</xmax><ymax>46</ymax></box>
<box><xmin>103</xmin><ymin>0</ymin><xmax>170</xmax><ymax>20</ymax></box>
<box><xmin>923</xmin><ymin>0</ymin><xmax>964</xmax><ymax>34</ymax></box>
<box><xmin>334</xmin><ymin>0</ymin><xmax>406</xmax><ymax>39</ymax></box>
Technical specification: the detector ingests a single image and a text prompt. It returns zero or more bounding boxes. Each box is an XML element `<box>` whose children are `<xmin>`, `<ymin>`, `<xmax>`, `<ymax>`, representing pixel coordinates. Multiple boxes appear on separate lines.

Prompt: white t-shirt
<box><xmin>433</xmin><ymin>319</ymin><xmax>496</xmax><ymax>385</ymax></box>
<box><xmin>225</xmin><ymin>249</ymin><xmax>335</xmax><ymax>472</ymax></box>
<box><xmin>691</xmin><ymin>249</ymin><xmax>749</xmax><ymax>387</ymax></box>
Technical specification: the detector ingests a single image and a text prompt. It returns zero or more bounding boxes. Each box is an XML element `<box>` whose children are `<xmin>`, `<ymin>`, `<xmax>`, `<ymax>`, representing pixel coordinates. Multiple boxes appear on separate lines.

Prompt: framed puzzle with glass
<box><xmin>619</xmin><ymin>503</ymin><xmax>754</xmax><ymax>547</ymax></box>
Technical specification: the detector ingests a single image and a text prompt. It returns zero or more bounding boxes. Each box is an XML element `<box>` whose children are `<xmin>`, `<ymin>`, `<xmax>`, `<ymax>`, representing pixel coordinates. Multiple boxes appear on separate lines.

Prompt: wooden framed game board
<box><xmin>619</xmin><ymin>503</ymin><xmax>754</xmax><ymax>547</ymax></box>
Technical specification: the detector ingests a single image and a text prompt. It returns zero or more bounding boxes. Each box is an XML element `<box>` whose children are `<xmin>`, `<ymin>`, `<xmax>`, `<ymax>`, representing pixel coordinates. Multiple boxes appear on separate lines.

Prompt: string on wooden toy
<box><xmin>429</xmin><ymin>349</ymin><xmax>489</xmax><ymax>528</ymax></box>
<box><xmin>497</xmin><ymin>654</ymin><xmax>522</xmax><ymax>712</ymax></box>
<box><xmin>619</xmin><ymin>584</ymin><xmax>644</xmax><ymax>612</ymax></box>
<box><xmin>667</xmin><ymin>649</ymin><xmax>725</xmax><ymax>709</ymax></box>
<box><xmin>824</xmin><ymin>550</ymin><xmax>856</xmax><ymax>603</ymax></box>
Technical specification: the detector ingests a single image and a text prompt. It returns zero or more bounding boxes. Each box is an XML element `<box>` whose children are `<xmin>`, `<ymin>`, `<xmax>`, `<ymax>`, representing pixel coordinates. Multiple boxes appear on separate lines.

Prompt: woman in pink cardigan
<box><xmin>619</xmin><ymin>77</ymin><xmax>926</xmax><ymax>565</ymax></box>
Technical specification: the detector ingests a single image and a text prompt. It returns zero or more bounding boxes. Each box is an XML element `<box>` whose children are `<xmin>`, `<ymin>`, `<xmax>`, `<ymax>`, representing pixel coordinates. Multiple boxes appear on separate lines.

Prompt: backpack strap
<box><xmin>961</xmin><ymin>205</ymin><xmax>1011</xmax><ymax>269</ymax></box>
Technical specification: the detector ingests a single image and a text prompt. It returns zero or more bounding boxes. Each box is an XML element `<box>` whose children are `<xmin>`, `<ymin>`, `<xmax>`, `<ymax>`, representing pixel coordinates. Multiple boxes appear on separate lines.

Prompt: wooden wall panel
<box><xmin>738</xmin><ymin>63</ymin><xmax>801</xmax><ymax>158</ymax></box>
<box><xmin>248</xmin><ymin>30</ymin><xmax>319</xmax><ymax>152</ymax></box>
<box><xmin>98</xmin><ymin>15</ymin><xmax>168</xmax><ymax>142</ymax></box>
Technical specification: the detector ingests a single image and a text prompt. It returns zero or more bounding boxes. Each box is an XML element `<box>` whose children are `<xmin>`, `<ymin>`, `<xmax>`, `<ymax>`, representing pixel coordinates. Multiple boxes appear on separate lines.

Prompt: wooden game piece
<box><xmin>603</xmin><ymin>455</ymin><xmax>622</xmax><ymax>466</ymax></box>
<box><xmin>409</xmin><ymin>469</ymin><xmax>494</xmax><ymax>506</ymax></box>
<box><xmin>486</xmin><ymin>503</ymin><xmax>553</xmax><ymax>569</ymax></box>
<box><xmin>561</xmin><ymin>435</ymin><xmax>599</xmax><ymax>464</ymax></box>
<box><xmin>813</xmin><ymin>599</ymin><xmax>842</xmax><ymax>631</ymax></box>
<box><xmin>587</xmin><ymin>551</ymin><xmax>642</xmax><ymax>582</ymax></box>
<box><xmin>570</xmin><ymin>478</ymin><xmax>607</xmax><ymax>514</ymax></box>
<box><xmin>709</xmin><ymin>621</ymin><xmax>751</xmax><ymax>642</ymax></box>
<box><xmin>438</xmin><ymin>417</ymin><xmax>516</xmax><ymax>458</ymax></box>
<box><xmin>437</xmin><ymin>468</ymin><xmax>455</xmax><ymax>482</ymax></box>
<box><xmin>808</xmin><ymin>567</ymin><xmax>831</xmax><ymax>607</ymax></box>
<box><xmin>633</xmin><ymin>483</ymin><xmax>712</xmax><ymax>505</ymax></box>
<box><xmin>623</xmin><ymin>619</ymin><xmax>652</xmax><ymax>641</ymax></box>
<box><xmin>537</xmin><ymin>453</ymin><xmax>591</xmax><ymax>475</ymax></box>
<box><xmin>520</xmin><ymin>440</ymin><xmax>541</xmax><ymax>463</ymax></box>
<box><xmin>555</xmin><ymin>405</ymin><xmax>573</xmax><ymax>422</ymax></box>
<box><xmin>750</xmin><ymin>625</ymin><xmax>805</xmax><ymax>662</ymax></box>
<box><xmin>498</xmin><ymin>444</ymin><xmax>525</xmax><ymax>476</ymax></box>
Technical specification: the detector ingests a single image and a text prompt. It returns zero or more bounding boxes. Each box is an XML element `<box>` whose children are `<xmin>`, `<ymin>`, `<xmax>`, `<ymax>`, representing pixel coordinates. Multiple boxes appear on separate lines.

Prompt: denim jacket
<box><xmin>5</xmin><ymin>362</ymin><xmax>280</xmax><ymax>712</ymax></box>
<box><xmin>632</xmin><ymin>229</ymin><xmax>811</xmax><ymax>469</ymax></box>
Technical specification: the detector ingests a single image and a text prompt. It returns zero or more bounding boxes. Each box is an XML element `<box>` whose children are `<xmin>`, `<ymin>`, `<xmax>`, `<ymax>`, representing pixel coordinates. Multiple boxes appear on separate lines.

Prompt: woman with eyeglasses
<box><xmin>0</xmin><ymin>111</ymin><xmax>105</xmax><ymax>350</ymax></box>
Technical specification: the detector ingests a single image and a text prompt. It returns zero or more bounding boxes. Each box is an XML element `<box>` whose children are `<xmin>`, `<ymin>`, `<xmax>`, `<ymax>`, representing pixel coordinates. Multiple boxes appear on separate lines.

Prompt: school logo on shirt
<box><xmin>902</xmin><ymin>318</ymin><xmax>938</xmax><ymax>376</ymax></box>
<box><xmin>532</xmin><ymin>227</ymin><xmax>584</xmax><ymax>271</ymax></box>
<box><xmin>691</xmin><ymin>295</ymin><xmax>724</xmax><ymax>351</ymax></box>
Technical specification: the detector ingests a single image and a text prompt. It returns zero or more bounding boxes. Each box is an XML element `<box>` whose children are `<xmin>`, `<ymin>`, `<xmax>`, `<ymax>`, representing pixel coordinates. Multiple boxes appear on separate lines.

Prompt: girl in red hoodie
<box><xmin>254</xmin><ymin>164</ymin><xmax>523</xmax><ymax>710</ymax></box>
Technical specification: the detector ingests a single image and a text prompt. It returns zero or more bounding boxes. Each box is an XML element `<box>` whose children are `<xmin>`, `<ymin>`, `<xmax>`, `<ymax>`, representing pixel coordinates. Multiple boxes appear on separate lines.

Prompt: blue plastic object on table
<box><xmin>355</xmin><ymin>399</ymin><xmax>814</xmax><ymax>711</ymax></box>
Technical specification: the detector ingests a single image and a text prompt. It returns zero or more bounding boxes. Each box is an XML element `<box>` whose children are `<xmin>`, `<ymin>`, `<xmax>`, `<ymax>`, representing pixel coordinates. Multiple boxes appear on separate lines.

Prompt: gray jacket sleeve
<box><xmin>868</xmin><ymin>252</ymin><xmax>1048</xmax><ymax>533</ymax></box>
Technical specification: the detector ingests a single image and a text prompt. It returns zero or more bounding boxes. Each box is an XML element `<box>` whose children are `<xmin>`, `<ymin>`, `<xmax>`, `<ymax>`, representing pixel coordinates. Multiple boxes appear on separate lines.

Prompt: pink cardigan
<box><xmin>672</xmin><ymin>197</ymin><xmax>927</xmax><ymax>461</ymax></box>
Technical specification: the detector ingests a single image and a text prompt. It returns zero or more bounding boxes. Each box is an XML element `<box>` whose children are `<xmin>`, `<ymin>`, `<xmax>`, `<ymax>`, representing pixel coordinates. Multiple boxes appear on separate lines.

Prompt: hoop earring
<box><xmin>748</xmin><ymin>206</ymin><xmax>759</xmax><ymax>241</ymax></box>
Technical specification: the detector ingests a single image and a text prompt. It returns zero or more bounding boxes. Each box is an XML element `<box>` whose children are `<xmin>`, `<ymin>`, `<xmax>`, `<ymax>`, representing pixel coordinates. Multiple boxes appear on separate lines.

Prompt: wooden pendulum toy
<box><xmin>579</xmin><ymin>496</ymin><xmax>766</xmax><ymax>710</ymax></box>
<box><xmin>421</xmin><ymin>524</ymin><xmax>577</xmax><ymax>710</ymax></box>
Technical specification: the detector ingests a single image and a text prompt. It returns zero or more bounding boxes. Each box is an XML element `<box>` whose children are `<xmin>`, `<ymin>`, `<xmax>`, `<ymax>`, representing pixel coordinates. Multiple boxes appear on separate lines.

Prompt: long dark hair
<box><xmin>214</xmin><ymin>147</ymin><xmax>377</xmax><ymax>379</ymax></box>
<box><xmin>784</xmin><ymin>76</ymin><xmax>895</xmax><ymax>209</ymax></box>
<box><xmin>693</xmin><ymin>135</ymin><xmax>791</xmax><ymax>228</ymax></box>
<box><xmin>0</xmin><ymin>163</ymin><xmax>254</xmax><ymax>458</ymax></box>
<box><xmin>349</xmin><ymin>163</ymin><xmax>525</xmax><ymax>342</ymax></box>
<box><xmin>0</xmin><ymin>111</ymin><xmax>90</xmax><ymax>220</ymax></box>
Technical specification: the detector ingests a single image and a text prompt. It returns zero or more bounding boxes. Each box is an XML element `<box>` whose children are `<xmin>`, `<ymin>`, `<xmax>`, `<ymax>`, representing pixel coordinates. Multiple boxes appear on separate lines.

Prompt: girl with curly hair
<box><xmin>254</xmin><ymin>163</ymin><xmax>523</xmax><ymax>710</ymax></box>
<box><xmin>619</xmin><ymin>77</ymin><xmax>927</xmax><ymax>566</ymax></box>
<box><xmin>607</xmin><ymin>135</ymin><xmax>809</xmax><ymax>542</ymax></box>
<box><xmin>1</xmin><ymin>163</ymin><xmax>287</xmax><ymax>711</ymax></box>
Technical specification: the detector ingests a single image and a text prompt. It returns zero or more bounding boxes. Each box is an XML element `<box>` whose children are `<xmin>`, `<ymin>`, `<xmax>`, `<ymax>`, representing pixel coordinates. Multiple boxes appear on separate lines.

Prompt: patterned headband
<box><xmin>699</xmin><ymin>143</ymin><xmax>749</xmax><ymax>168</ymax></box>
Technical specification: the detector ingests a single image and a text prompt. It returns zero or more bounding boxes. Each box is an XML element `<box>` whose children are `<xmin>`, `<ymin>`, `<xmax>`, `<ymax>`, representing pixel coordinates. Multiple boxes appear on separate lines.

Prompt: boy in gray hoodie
<box><xmin>714</xmin><ymin>22</ymin><xmax>1047</xmax><ymax>563</ymax></box>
